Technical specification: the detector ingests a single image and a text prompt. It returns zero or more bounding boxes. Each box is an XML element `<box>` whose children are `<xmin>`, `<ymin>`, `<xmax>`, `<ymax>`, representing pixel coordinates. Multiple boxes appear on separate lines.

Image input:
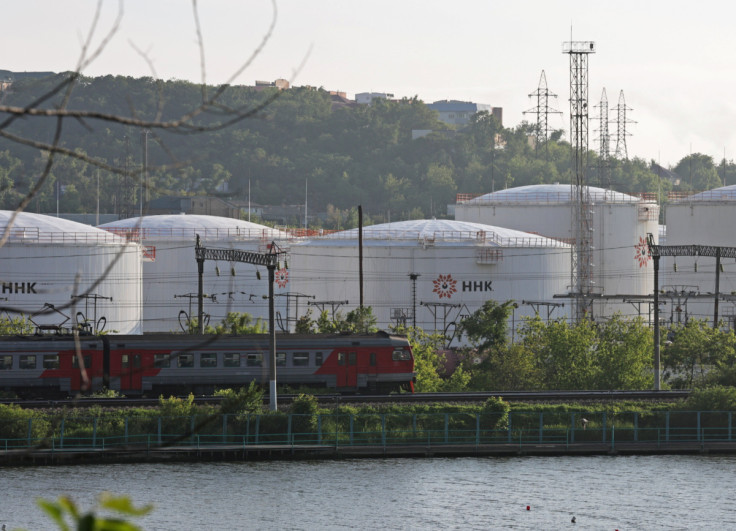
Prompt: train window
<box><xmin>392</xmin><ymin>349</ymin><xmax>411</xmax><ymax>361</ymax></box>
<box><xmin>315</xmin><ymin>352</ymin><xmax>323</xmax><ymax>366</ymax></box>
<box><xmin>276</xmin><ymin>352</ymin><xmax>287</xmax><ymax>367</ymax></box>
<box><xmin>246</xmin><ymin>353</ymin><xmax>262</xmax><ymax>367</ymax></box>
<box><xmin>348</xmin><ymin>352</ymin><xmax>357</xmax><ymax>366</ymax></box>
<box><xmin>133</xmin><ymin>355</ymin><xmax>141</xmax><ymax>368</ymax></box>
<box><xmin>154</xmin><ymin>354</ymin><xmax>171</xmax><ymax>368</ymax></box>
<box><xmin>293</xmin><ymin>352</ymin><xmax>309</xmax><ymax>366</ymax></box>
<box><xmin>43</xmin><ymin>355</ymin><xmax>60</xmax><ymax>370</ymax></box>
<box><xmin>0</xmin><ymin>355</ymin><xmax>11</xmax><ymax>370</ymax></box>
<box><xmin>19</xmin><ymin>354</ymin><xmax>36</xmax><ymax>369</ymax></box>
<box><xmin>200</xmin><ymin>353</ymin><xmax>217</xmax><ymax>368</ymax></box>
<box><xmin>178</xmin><ymin>353</ymin><xmax>194</xmax><ymax>368</ymax></box>
<box><xmin>337</xmin><ymin>352</ymin><xmax>346</xmax><ymax>366</ymax></box>
<box><xmin>121</xmin><ymin>354</ymin><xmax>129</xmax><ymax>369</ymax></box>
<box><xmin>370</xmin><ymin>352</ymin><xmax>377</xmax><ymax>366</ymax></box>
<box><xmin>223</xmin><ymin>353</ymin><xmax>240</xmax><ymax>367</ymax></box>
<box><xmin>72</xmin><ymin>355</ymin><xmax>93</xmax><ymax>369</ymax></box>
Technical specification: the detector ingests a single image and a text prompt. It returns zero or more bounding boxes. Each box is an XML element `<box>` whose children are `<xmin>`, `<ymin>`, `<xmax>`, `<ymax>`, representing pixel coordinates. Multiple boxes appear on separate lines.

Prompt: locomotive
<box><xmin>0</xmin><ymin>331</ymin><xmax>415</xmax><ymax>398</ymax></box>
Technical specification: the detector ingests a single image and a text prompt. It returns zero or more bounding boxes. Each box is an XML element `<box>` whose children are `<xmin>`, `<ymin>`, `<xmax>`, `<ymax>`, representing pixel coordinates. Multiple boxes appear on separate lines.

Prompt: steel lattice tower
<box><xmin>524</xmin><ymin>70</ymin><xmax>562</xmax><ymax>156</ymax></box>
<box><xmin>612</xmin><ymin>90</ymin><xmax>634</xmax><ymax>160</ymax></box>
<box><xmin>595</xmin><ymin>88</ymin><xmax>611</xmax><ymax>187</ymax></box>
<box><xmin>563</xmin><ymin>40</ymin><xmax>595</xmax><ymax>321</ymax></box>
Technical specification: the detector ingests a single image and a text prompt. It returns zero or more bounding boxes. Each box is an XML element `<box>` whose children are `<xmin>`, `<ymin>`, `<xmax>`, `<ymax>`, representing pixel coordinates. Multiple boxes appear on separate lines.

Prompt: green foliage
<box><xmin>0</xmin><ymin>76</ymin><xmax>676</xmax><ymax>221</ymax></box>
<box><xmin>673</xmin><ymin>153</ymin><xmax>723</xmax><ymax>191</ymax></box>
<box><xmin>295</xmin><ymin>309</ymin><xmax>315</xmax><ymax>334</ymax></box>
<box><xmin>663</xmin><ymin>320</ymin><xmax>736</xmax><ymax>388</ymax></box>
<box><xmin>290</xmin><ymin>394</ymin><xmax>320</xmax><ymax>436</ymax></box>
<box><xmin>0</xmin><ymin>403</ymin><xmax>50</xmax><ymax>439</ymax></box>
<box><xmin>457</xmin><ymin>300</ymin><xmax>514</xmax><ymax>351</ymax></box>
<box><xmin>402</xmin><ymin>327</ymin><xmax>448</xmax><ymax>392</ymax></box>
<box><xmin>157</xmin><ymin>393</ymin><xmax>198</xmax><ymax>417</ymax></box>
<box><xmin>308</xmin><ymin>306</ymin><xmax>379</xmax><ymax>334</ymax></box>
<box><xmin>215</xmin><ymin>382</ymin><xmax>264</xmax><ymax>415</ymax></box>
<box><xmin>205</xmin><ymin>312</ymin><xmax>268</xmax><ymax>335</ymax></box>
<box><xmin>682</xmin><ymin>386</ymin><xmax>736</xmax><ymax>411</ymax></box>
<box><xmin>0</xmin><ymin>315</ymin><xmax>34</xmax><ymax>335</ymax></box>
<box><xmin>594</xmin><ymin>316</ymin><xmax>653</xmax><ymax>389</ymax></box>
<box><xmin>36</xmin><ymin>492</ymin><xmax>152</xmax><ymax>531</ymax></box>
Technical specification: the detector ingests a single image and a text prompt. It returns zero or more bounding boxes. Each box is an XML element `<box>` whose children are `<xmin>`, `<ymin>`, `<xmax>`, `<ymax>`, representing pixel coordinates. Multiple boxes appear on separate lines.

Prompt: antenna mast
<box><xmin>563</xmin><ymin>39</ymin><xmax>596</xmax><ymax>322</ymax></box>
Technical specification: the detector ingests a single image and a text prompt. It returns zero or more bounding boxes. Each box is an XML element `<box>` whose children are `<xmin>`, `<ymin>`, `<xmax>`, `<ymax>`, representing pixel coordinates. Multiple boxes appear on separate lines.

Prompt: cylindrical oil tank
<box><xmin>99</xmin><ymin>215</ymin><xmax>289</xmax><ymax>333</ymax></box>
<box><xmin>664</xmin><ymin>185</ymin><xmax>736</xmax><ymax>326</ymax></box>
<box><xmin>0</xmin><ymin>211</ymin><xmax>142</xmax><ymax>334</ymax></box>
<box><xmin>288</xmin><ymin>219</ymin><xmax>571</xmax><ymax>345</ymax></box>
<box><xmin>454</xmin><ymin>184</ymin><xmax>659</xmax><ymax>320</ymax></box>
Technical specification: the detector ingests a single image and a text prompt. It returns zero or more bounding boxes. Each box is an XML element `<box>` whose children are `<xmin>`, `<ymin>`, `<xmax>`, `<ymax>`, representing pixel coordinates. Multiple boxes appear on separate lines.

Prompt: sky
<box><xmin>3</xmin><ymin>0</ymin><xmax>736</xmax><ymax>168</ymax></box>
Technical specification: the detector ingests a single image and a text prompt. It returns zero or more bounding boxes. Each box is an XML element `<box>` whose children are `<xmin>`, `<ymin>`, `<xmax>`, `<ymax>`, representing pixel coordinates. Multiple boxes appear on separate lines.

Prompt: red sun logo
<box><xmin>635</xmin><ymin>236</ymin><xmax>651</xmax><ymax>268</ymax></box>
<box><xmin>275</xmin><ymin>268</ymin><xmax>289</xmax><ymax>288</ymax></box>
<box><xmin>433</xmin><ymin>274</ymin><xmax>458</xmax><ymax>299</ymax></box>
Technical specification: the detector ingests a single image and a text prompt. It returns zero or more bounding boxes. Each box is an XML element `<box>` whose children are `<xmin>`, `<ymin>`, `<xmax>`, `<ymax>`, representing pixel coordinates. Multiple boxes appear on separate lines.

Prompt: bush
<box><xmin>291</xmin><ymin>394</ymin><xmax>319</xmax><ymax>439</ymax></box>
<box><xmin>683</xmin><ymin>386</ymin><xmax>736</xmax><ymax>411</ymax></box>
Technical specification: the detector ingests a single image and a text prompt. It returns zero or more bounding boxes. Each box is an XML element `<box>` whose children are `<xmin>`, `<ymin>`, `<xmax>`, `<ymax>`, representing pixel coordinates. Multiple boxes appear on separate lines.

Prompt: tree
<box><xmin>663</xmin><ymin>320</ymin><xmax>736</xmax><ymax>388</ymax></box>
<box><xmin>594</xmin><ymin>315</ymin><xmax>653</xmax><ymax>389</ymax></box>
<box><xmin>673</xmin><ymin>153</ymin><xmax>723</xmax><ymax>191</ymax></box>
<box><xmin>518</xmin><ymin>317</ymin><xmax>598</xmax><ymax>390</ymax></box>
<box><xmin>457</xmin><ymin>299</ymin><xmax>515</xmax><ymax>352</ymax></box>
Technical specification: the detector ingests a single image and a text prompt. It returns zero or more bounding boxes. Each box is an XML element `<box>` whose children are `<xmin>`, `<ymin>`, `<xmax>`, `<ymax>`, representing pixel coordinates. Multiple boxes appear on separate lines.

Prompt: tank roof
<box><xmin>464</xmin><ymin>184</ymin><xmax>641</xmax><ymax>204</ymax></box>
<box><xmin>676</xmin><ymin>184</ymin><xmax>736</xmax><ymax>202</ymax></box>
<box><xmin>297</xmin><ymin>219</ymin><xmax>568</xmax><ymax>248</ymax></box>
<box><xmin>99</xmin><ymin>214</ymin><xmax>288</xmax><ymax>241</ymax></box>
<box><xmin>0</xmin><ymin>210</ymin><xmax>125</xmax><ymax>244</ymax></box>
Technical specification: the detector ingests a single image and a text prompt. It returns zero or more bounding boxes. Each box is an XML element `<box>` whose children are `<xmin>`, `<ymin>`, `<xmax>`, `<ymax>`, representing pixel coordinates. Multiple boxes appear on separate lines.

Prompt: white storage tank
<box><xmin>455</xmin><ymin>184</ymin><xmax>659</xmax><ymax>320</ymax></box>
<box><xmin>664</xmin><ymin>185</ymin><xmax>736</xmax><ymax>326</ymax></box>
<box><xmin>99</xmin><ymin>215</ymin><xmax>289</xmax><ymax>333</ymax></box>
<box><xmin>0</xmin><ymin>210</ymin><xmax>142</xmax><ymax>334</ymax></box>
<box><xmin>288</xmin><ymin>219</ymin><xmax>571</xmax><ymax>345</ymax></box>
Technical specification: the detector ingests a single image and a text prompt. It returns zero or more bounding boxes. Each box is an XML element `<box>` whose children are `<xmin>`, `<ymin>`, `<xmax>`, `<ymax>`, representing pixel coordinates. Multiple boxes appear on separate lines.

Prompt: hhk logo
<box><xmin>433</xmin><ymin>274</ymin><xmax>458</xmax><ymax>299</ymax></box>
<box><xmin>275</xmin><ymin>268</ymin><xmax>289</xmax><ymax>288</ymax></box>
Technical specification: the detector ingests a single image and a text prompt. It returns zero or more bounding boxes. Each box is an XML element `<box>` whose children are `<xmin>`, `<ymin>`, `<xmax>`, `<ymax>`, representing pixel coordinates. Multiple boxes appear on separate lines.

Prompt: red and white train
<box><xmin>0</xmin><ymin>331</ymin><xmax>415</xmax><ymax>398</ymax></box>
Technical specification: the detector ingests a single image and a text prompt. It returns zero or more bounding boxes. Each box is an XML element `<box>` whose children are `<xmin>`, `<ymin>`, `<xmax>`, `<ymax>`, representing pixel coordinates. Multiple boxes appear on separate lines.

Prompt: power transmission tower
<box><xmin>524</xmin><ymin>70</ymin><xmax>562</xmax><ymax>156</ymax></box>
<box><xmin>595</xmin><ymin>88</ymin><xmax>611</xmax><ymax>187</ymax></box>
<box><xmin>612</xmin><ymin>90</ymin><xmax>635</xmax><ymax>160</ymax></box>
<box><xmin>563</xmin><ymin>40</ymin><xmax>596</xmax><ymax>322</ymax></box>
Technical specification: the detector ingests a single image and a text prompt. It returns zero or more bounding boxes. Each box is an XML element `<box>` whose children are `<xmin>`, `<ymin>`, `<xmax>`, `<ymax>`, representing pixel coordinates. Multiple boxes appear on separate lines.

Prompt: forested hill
<box><xmin>0</xmin><ymin>73</ymin><xmax>719</xmax><ymax>226</ymax></box>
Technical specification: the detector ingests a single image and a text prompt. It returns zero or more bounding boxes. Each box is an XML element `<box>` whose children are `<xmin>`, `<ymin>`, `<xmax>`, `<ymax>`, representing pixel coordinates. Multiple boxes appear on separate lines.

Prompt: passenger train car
<box><xmin>0</xmin><ymin>332</ymin><xmax>415</xmax><ymax>398</ymax></box>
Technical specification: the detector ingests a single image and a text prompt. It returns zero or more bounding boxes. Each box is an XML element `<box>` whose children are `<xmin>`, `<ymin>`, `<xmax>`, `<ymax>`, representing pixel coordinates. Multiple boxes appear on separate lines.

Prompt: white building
<box><xmin>664</xmin><ymin>185</ymin><xmax>736</xmax><ymax>327</ymax></box>
<box><xmin>355</xmin><ymin>92</ymin><xmax>394</xmax><ymax>105</ymax></box>
<box><xmin>99</xmin><ymin>215</ymin><xmax>289</xmax><ymax>333</ymax></box>
<box><xmin>288</xmin><ymin>219</ymin><xmax>571</xmax><ymax>345</ymax></box>
<box><xmin>454</xmin><ymin>184</ymin><xmax>660</xmax><ymax>320</ymax></box>
<box><xmin>0</xmin><ymin>211</ymin><xmax>143</xmax><ymax>334</ymax></box>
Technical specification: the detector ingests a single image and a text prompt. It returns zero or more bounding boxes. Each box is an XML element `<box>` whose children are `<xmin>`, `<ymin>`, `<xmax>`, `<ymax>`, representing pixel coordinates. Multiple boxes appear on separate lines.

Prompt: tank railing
<box><xmin>301</xmin><ymin>230</ymin><xmax>571</xmax><ymax>248</ymax></box>
<box><xmin>101</xmin><ymin>227</ymin><xmax>290</xmax><ymax>242</ymax></box>
<box><xmin>670</xmin><ymin>189</ymin><xmax>736</xmax><ymax>203</ymax></box>
<box><xmin>2</xmin><ymin>410</ymin><xmax>734</xmax><ymax>452</ymax></box>
<box><xmin>0</xmin><ymin>227</ymin><xmax>129</xmax><ymax>244</ymax></box>
<box><xmin>455</xmin><ymin>190</ymin><xmax>650</xmax><ymax>205</ymax></box>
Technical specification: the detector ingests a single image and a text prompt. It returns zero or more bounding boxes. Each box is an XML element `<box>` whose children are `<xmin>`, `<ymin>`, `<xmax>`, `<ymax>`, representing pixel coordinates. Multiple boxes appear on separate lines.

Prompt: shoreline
<box><xmin>4</xmin><ymin>440</ymin><xmax>736</xmax><ymax>466</ymax></box>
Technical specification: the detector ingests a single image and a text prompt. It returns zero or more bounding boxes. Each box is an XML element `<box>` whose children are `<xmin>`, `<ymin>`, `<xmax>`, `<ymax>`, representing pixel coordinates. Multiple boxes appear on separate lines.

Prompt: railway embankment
<box><xmin>3</xmin><ymin>393</ymin><xmax>736</xmax><ymax>465</ymax></box>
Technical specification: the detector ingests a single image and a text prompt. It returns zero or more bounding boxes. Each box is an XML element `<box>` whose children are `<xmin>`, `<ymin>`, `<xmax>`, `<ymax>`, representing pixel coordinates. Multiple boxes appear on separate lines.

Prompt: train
<box><xmin>0</xmin><ymin>331</ymin><xmax>415</xmax><ymax>398</ymax></box>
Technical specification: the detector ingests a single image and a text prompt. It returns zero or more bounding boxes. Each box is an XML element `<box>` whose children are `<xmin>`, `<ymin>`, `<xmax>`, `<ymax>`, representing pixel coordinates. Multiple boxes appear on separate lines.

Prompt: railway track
<box><xmin>1</xmin><ymin>389</ymin><xmax>690</xmax><ymax>409</ymax></box>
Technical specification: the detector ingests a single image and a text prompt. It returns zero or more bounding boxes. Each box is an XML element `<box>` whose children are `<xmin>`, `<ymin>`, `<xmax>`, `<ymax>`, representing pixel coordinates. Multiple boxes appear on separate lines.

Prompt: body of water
<box><xmin>2</xmin><ymin>455</ymin><xmax>734</xmax><ymax>530</ymax></box>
